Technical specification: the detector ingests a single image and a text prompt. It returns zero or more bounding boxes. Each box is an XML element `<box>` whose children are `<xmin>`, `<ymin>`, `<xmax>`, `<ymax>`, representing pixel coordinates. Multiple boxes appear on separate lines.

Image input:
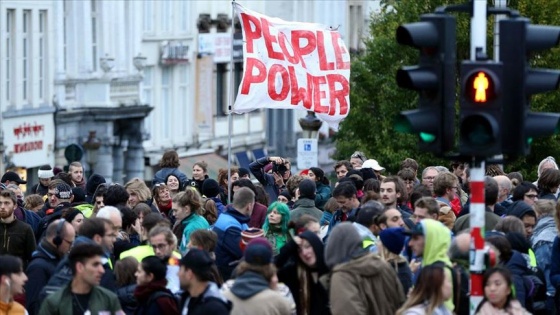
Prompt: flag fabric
<box><xmin>233</xmin><ymin>3</ymin><xmax>351</xmax><ymax>130</ymax></box>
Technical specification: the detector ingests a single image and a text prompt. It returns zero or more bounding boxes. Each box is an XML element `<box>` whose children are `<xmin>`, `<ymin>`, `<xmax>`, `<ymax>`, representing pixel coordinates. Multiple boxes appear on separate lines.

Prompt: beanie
<box><xmin>298</xmin><ymin>179</ymin><xmax>316</xmax><ymax>199</ymax></box>
<box><xmin>201</xmin><ymin>179</ymin><xmax>221</xmax><ymax>198</ymax></box>
<box><xmin>38</xmin><ymin>165</ymin><xmax>54</xmax><ymax>179</ymax></box>
<box><xmin>241</xmin><ymin>228</ymin><xmax>264</xmax><ymax>246</ymax></box>
<box><xmin>71</xmin><ymin>187</ymin><xmax>86</xmax><ymax>203</ymax></box>
<box><xmin>244</xmin><ymin>238</ymin><xmax>273</xmax><ymax>265</ymax></box>
<box><xmin>86</xmin><ymin>174</ymin><xmax>106</xmax><ymax>196</ymax></box>
<box><xmin>54</xmin><ymin>183</ymin><xmax>73</xmax><ymax>200</ymax></box>
<box><xmin>379</xmin><ymin>227</ymin><xmax>406</xmax><ymax>255</ymax></box>
<box><xmin>238</xmin><ymin>168</ymin><xmax>250</xmax><ymax>178</ymax></box>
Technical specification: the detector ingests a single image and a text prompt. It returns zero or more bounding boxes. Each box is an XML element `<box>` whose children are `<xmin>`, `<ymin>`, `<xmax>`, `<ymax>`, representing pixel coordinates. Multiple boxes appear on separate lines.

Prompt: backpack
<box><xmin>433</xmin><ymin>261</ymin><xmax>470</xmax><ymax>315</ymax></box>
<box><xmin>146</xmin><ymin>290</ymin><xmax>180</xmax><ymax>309</ymax></box>
<box><xmin>523</xmin><ymin>267</ymin><xmax>548</xmax><ymax>314</ymax></box>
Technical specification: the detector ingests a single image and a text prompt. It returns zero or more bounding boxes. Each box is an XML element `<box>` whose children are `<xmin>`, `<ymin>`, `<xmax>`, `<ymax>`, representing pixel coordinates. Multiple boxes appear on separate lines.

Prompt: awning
<box><xmin>178</xmin><ymin>153</ymin><xmax>229</xmax><ymax>180</ymax></box>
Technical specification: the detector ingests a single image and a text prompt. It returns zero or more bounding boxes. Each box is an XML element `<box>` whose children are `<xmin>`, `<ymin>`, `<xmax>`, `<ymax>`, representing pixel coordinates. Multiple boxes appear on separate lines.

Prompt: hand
<box><xmin>273</xmin><ymin>172</ymin><xmax>284</xmax><ymax>186</ymax></box>
<box><xmin>268</xmin><ymin>156</ymin><xmax>285</xmax><ymax>164</ymax></box>
<box><xmin>132</xmin><ymin>218</ymin><xmax>142</xmax><ymax>235</ymax></box>
<box><xmin>410</xmin><ymin>259</ymin><xmax>421</xmax><ymax>273</ymax></box>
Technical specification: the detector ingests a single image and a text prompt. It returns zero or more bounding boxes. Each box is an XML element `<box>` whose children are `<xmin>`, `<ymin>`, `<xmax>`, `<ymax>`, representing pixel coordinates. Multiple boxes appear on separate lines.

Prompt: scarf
<box><xmin>134</xmin><ymin>279</ymin><xmax>177</xmax><ymax>313</ymax></box>
<box><xmin>265</xmin><ymin>224</ymin><xmax>287</xmax><ymax>255</ymax></box>
<box><xmin>157</xmin><ymin>200</ymin><xmax>172</xmax><ymax>217</ymax></box>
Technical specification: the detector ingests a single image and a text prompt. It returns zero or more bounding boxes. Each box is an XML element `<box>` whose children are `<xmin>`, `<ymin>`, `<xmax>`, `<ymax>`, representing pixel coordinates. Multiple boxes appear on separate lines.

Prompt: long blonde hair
<box><xmin>396</xmin><ymin>265</ymin><xmax>447</xmax><ymax>315</ymax></box>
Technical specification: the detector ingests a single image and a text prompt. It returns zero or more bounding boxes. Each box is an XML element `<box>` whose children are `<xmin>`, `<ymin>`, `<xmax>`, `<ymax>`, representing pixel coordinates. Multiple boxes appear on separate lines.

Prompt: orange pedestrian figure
<box><xmin>473</xmin><ymin>72</ymin><xmax>489</xmax><ymax>102</ymax></box>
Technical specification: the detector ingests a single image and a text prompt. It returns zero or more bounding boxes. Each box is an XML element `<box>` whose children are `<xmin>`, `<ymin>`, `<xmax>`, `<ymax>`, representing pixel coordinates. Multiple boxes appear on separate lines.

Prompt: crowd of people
<box><xmin>0</xmin><ymin>150</ymin><xmax>558</xmax><ymax>314</ymax></box>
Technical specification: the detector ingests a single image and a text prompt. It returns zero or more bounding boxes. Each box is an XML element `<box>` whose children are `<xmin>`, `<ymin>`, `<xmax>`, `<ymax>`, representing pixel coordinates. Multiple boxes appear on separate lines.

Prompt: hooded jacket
<box><xmin>324</xmin><ymin>223</ymin><xmax>404</xmax><ymax>315</ymax></box>
<box><xmin>290</xmin><ymin>198</ymin><xmax>323</xmax><ymax>222</ymax></box>
<box><xmin>418</xmin><ymin>219</ymin><xmax>454</xmax><ymax>311</ymax></box>
<box><xmin>531</xmin><ymin>215</ymin><xmax>557</xmax><ymax>295</ymax></box>
<box><xmin>180</xmin><ymin>282</ymin><xmax>231</xmax><ymax>315</ymax></box>
<box><xmin>276</xmin><ymin>231</ymin><xmax>330</xmax><ymax>315</ymax></box>
<box><xmin>116</xmin><ymin>283</ymin><xmax>137</xmax><ymax>315</ymax></box>
<box><xmin>223</xmin><ymin>271</ymin><xmax>291</xmax><ymax>315</ymax></box>
<box><xmin>25</xmin><ymin>240</ymin><xmax>62</xmax><ymax>315</ymax></box>
<box><xmin>213</xmin><ymin>206</ymin><xmax>250</xmax><ymax>280</ymax></box>
<box><xmin>507</xmin><ymin>201</ymin><xmax>537</xmax><ymax>220</ymax></box>
<box><xmin>506</xmin><ymin>250</ymin><xmax>530</xmax><ymax>308</ymax></box>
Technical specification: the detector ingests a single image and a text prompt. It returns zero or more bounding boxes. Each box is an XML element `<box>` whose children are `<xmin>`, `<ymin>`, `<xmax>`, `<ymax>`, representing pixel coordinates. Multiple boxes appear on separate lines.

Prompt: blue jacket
<box><xmin>21</xmin><ymin>207</ymin><xmax>41</xmax><ymax>236</ymax></box>
<box><xmin>315</xmin><ymin>182</ymin><xmax>332</xmax><ymax>210</ymax></box>
<box><xmin>506</xmin><ymin>250</ymin><xmax>530</xmax><ymax>308</ymax></box>
<box><xmin>249</xmin><ymin>157</ymin><xmax>280</xmax><ymax>205</ymax></box>
<box><xmin>549</xmin><ymin>236</ymin><xmax>560</xmax><ymax>289</ymax></box>
<box><xmin>152</xmin><ymin>167</ymin><xmax>188</xmax><ymax>187</ymax></box>
<box><xmin>25</xmin><ymin>240</ymin><xmax>61</xmax><ymax>315</ymax></box>
<box><xmin>213</xmin><ymin>206</ymin><xmax>250</xmax><ymax>280</ymax></box>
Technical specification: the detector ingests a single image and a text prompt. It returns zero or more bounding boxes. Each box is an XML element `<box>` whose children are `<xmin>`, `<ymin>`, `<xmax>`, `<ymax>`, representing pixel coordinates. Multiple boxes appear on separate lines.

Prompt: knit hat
<box><xmin>71</xmin><ymin>187</ymin><xmax>86</xmax><ymax>203</ymax></box>
<box><xmin>53</xmin><ymin>183</ymin><xmax>73</xmax><ymax>200</ymax></box>
<box><xmin>379</xmin><ymin>227</ymin><xmax>406</xmax><ymax>255</ymax></box>
<box><xmin>86</xmin><ymin>174</ymin><xmax>106</xmax><ymax>196</ymax></box>
<box><xmin>38</xmin><ymin>165</ymin><xmax>54</xmax><ymax>179</ymax></box>
<box><xmin>179</xmin><ymin>248</ymin><xmax>214</xmax><ymax>276</ymax></box>
<box><xmin>201</xmin><ymin>179</ymin><xmax>221</xmax><ymax>198</ymax></box>
<box><xmin>279</xmin><ymin>189</ymin><xmax>291</xmax><ymax>200</ymax></box>
<box><xmin>238</xmin><ymin>168</ymin><xmax>250</xmax><ymax>178</ymax></box>
<box><xmin>298</xmin><ymin>179</ymin><xmax>316</xmax><ymax>199</ymax></box>
<box><xmin>241</xmin><ymin>228</ymin><xmax>264</xmax><ymax>246</ymax></box>
<box><xmin>244</xmin><ymin>238</ymin><xmax>273</xmax><ymax>265</ymax></box>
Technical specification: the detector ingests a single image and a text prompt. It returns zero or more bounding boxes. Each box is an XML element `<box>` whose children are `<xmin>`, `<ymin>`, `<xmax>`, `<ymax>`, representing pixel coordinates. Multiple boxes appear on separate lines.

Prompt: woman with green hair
<box><xmin>263</xmin><ymin>202</ymin><xmax>291</xmax><ymax>255</ymax></box>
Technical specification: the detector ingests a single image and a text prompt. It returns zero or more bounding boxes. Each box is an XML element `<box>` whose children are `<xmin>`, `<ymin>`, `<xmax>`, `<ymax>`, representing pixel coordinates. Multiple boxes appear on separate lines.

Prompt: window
<box><xmin>143</xmin><ymin>0</ymin><xmax>153</xmax><ymax>33</ymax></box>
<box><xmin>142</xmin><ymin>67</ymin><xmax>154</xmax><ymax>140</ymax></box>
<box><xmin>91</xmin><ymin>0</ymin><xmax>98</xmax><ymax>71</ymax></box>
<box><xmin>161</xmin><ymin>68</ymin><xmax>171</xmax><ymax>139</ymax></box>
<box><xmin>5</xmin><ymin>9</ymin><xmax>14</xmax><ymax>103</ymax></box>
<box><xmin>22</xmin><ymin>10</ymin><xmax>31</xmax><ymax>102</ymax></box>
<box><xmin>180</xmin><ymin>1</ymin><xmax>190</xmax><ymax>32</ymax></box>
<box><xmin>38</xmin><ymin>11</ymin><xmax>47</xmax><ymax>101</ymax></box>
<box><xmin>178</xmin><ymin>65</ymin><xmax>189</xmax><ymax>136</ymax></box>
<box><xmin>216</xmin><ymin>63</ymin><xmax>228</xmax><ymax>116</ymax></box>
<box><xmin>161</xmin><ymin>0</ymin><xmax>171</xmax><ymax>32</ymax></box>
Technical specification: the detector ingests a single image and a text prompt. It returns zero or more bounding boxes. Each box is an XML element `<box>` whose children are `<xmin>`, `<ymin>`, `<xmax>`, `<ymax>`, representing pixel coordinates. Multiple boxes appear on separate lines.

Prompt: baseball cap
<box><xmin>1</xmin><ymin>172</ymin><xmax>27</xmax><ymax>184</ymax></box>
<box><xmin>179</xmin><ymin>248</ymin><xmax>214</xmax><ymax>275</ymax></box>
<box><xmin>53</xmin><ymin>183</ymin><xmax>74</xmax><ymax>200</ymax></box>
<box><xmin>403</xmin><ymin>222</ymin><xmax>424</xmax><ymax>236</ymax></box>
<box><xmin>362</xmin><ymin>159</ymin><xmax>385</xmax><ymax>172</ymax></box>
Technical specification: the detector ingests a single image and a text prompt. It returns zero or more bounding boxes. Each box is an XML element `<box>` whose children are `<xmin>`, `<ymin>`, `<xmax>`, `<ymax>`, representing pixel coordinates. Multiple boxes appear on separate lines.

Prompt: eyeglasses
<box><xmin>63</xmin><ymin>239</ymin><xmax>74</xmax><ymax>246</ymax></box>
<box><xmin>151</xmin><ymin>243</ymin><xmax>169</xmax><ymax>250</ymax></box>
<box><xmin>525</xmin><ymin>194</ymin><xmax>538</xmax><ymax>199</ymax></box>
<box><xmin>351</xmin><ymin>151</ymin><xmax>366</xmax><ymax>162</ymax></box>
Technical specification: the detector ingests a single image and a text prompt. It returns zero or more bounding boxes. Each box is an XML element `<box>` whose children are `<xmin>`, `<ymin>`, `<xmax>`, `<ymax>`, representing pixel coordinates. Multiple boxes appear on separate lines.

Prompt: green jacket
<box><xmin>179</xmin><ymin>214</ymin><xmax>210</xmax><ymax>254</ymax></box>
<box><xmin>38</xmin><ymin>283</ymin><xmax>124</xmax><ymax>315</ymax></box>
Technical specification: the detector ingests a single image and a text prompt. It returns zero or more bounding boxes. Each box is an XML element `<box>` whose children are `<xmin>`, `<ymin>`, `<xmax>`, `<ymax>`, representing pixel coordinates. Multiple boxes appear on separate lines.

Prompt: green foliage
<box><xmin>335</xmin><ymin>0</ymin><xmax>560</xmax><ymax>180</ymax></box>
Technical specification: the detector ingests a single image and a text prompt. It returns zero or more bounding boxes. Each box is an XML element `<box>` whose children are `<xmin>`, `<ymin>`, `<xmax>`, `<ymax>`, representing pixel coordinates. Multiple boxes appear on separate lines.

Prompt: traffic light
<box><xmin>395</xmin><ymin>14</ymin><xmax>456</xmax><ymax>156</ymax></box>
<box><xmin>458</xmin><ymin>61</ymin><xmax>503</xmax><ymax>156</ymax></box>
<box><xmin>500</xmin><ymin>18</ymin><xmax>560</xmax><ymax>157</ymax></box>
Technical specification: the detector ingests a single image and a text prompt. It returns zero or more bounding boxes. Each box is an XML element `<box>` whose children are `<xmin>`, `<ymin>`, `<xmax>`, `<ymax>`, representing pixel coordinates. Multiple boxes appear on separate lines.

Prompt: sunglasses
<box><xmin>351</xmin><ymin>152</ymin><xmax>366</xmax><ymax>162</ymax></box>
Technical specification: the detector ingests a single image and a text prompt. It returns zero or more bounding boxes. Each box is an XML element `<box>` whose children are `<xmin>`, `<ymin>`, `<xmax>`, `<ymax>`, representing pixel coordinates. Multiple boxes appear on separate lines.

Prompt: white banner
<box><xmin>233</xmin><ymin>3</ymin><xmax>351</xmax><ymax>130</ymax></box>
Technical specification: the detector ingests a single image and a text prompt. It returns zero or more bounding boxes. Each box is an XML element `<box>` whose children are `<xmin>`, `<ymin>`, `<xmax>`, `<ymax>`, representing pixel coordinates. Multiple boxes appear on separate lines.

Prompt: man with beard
<box><xmin>148</xmin><ymin>225</ymin><xmax>182</xmax><ymax>293</ymax></box>
<box><xmin>39</xmin><ymin>243</ymin><xmax>124</xmax><ymax>315</ymax></box>
<box><xmin>0</xmin><ymin>190</ymin><xmax>36</xmax><ymax>267</ymax></box>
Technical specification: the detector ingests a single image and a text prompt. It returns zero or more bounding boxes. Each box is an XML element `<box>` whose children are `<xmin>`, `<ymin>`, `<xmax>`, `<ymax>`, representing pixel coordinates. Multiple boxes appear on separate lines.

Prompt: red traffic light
<box><xmin>465</xmin><ymin>71</ymin><xmax>496</xmax><ymax>103</ymax></box>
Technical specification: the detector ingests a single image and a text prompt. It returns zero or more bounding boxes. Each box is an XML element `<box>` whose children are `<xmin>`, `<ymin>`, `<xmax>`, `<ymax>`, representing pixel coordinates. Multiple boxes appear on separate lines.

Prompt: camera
<box><xmin>272</xmin><ymin>162</ymin><xmax>288</xmax><ymax>176</ymax></box>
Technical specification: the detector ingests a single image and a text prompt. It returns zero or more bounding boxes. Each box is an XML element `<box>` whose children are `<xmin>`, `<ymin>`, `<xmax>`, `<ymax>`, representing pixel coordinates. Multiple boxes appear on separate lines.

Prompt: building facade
<box><xmin>0</xmin><ymin>0</ymin><xmax>379</xmax><ymax>184</ymax></box>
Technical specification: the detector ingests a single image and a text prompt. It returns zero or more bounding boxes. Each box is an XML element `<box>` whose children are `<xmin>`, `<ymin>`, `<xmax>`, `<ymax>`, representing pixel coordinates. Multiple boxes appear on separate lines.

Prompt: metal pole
<box><xmin>471</xmin><ymin>0</ymin><xmax>487</xmax><ymax>59</ymax></box>
<box><xmin>493</xmin><ymin>0</ymin><xmax>507</xmax><ymax>60</ymax></box>
<box><xmin>227</xmin><ymin>1</ymin><xmax>237</xmax><ymax>204</ymax></box>
<box><xmin>469</xmin><ymin>159</ymin><xmax>486</xmax><ymax>314</ymax></box>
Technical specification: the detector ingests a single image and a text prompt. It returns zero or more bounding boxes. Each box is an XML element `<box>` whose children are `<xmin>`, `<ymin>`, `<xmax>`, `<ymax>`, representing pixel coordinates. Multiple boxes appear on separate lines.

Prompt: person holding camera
<box><xmin>249</xmin><ymin>156</ymin><xmax>292</xmax><ymax>206</ymax></box>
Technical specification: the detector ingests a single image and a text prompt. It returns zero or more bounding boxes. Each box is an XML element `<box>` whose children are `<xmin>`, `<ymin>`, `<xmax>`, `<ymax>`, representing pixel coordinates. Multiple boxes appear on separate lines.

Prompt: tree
<box><xmin>334</xmin><ymin>0</ymin><xmax>560</xmax><ymax>181</ymax></box>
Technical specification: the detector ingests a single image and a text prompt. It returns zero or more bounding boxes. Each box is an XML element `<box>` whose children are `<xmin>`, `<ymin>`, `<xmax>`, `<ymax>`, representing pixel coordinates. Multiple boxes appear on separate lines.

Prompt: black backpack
<box><xmin>147</xmin><ymin>290</ymin><xmax>180</xmax><ymax>309</ymax></box>
<box><xmin>523</xmin><ymin>266</ymin><xmax>548</xmax><ymax>315</ymax></box>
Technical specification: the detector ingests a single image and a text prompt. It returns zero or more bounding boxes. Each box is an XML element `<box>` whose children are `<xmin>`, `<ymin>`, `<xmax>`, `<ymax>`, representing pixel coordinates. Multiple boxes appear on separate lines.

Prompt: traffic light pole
<box><xmin>469</xmin><ymin>159</ymin><xmax>485</xmax><ymax>314</ymax></box>
<box><xmin>469</xmin><ymin>1</ymin><xmax>487</xmax><ymax>314</ymax></box>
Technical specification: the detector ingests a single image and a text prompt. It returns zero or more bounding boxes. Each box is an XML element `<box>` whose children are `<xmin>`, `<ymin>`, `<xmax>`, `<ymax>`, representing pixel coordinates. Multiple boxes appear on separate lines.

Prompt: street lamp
<box><xmin>83</xmin><ymin>131</ymin><xmax>101</xmax><ymax>175</ymax></box>
<box><xmin>298</xmin><ymin>111</ymin><xmax>323</xmax><ymax>138</ymax></box>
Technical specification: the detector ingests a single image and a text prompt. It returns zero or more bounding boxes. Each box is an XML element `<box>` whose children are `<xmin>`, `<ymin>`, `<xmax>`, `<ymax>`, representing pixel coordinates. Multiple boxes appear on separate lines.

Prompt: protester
<box><xmin>39</xmin><ymin>243</ymin><xmax>124</xmax><ymax>314</ymax></box>
<box><xmin>0</xmin><ymin>255</ymin><xmax>28</xmax><ymax>314</ymax></box>
<box><xmin>475</xmin><ymin>267</ymin><xmax>531</xmax><ymax>315</ymax></box>
<box><xmin>171</xmin><ymin>189</ymin><xmax>210</xmax><ymax>255</ymax></box>
<box><xmin>134</xmin><ymin>256</ymin><xmax>179</xmax><ymax>315</ymax></box>
<box><xmin>262</xmin><ymin>202</ymin><xmax>291</xmax><ymax>255</ymax></box>
<box><xmin>186</xmin><ymin>161</ymin><xmax>210</xmax><ymax>193</ymax></box>
<box><xmin>396</xmin><ymin>264</ymin><xmax>452</xmax><ymax>315</ymax></box>
<box><xmin>290</xmin><ymin>179</ymin><xmax>323</xmax><ymax>222</ymax></box>
<box><xmin>379</xmin><ymin>227</ymin><xmax>413</xmax><ymax>297</ymax></box>
<box><xmin>115</xmin><ymin>256</ymin><xmax>139</xmax><ymax>315</ymax></box>
<box><xmin>308</xmin><ymin>167</ymin><xmax>331</xmax><ymax>210</ymax></box>
<box><xmin>152</xmin><ymin>150</ymin><xmax>188</xmax><ymax>187</ymax></box>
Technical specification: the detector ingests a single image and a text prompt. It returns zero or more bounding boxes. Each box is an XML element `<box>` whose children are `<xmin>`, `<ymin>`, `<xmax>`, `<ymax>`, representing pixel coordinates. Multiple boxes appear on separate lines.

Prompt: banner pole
<box><xmin>227</xmin><ymin>1</ymin><xmax>237</xmax><ymax>204</ymax></box>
